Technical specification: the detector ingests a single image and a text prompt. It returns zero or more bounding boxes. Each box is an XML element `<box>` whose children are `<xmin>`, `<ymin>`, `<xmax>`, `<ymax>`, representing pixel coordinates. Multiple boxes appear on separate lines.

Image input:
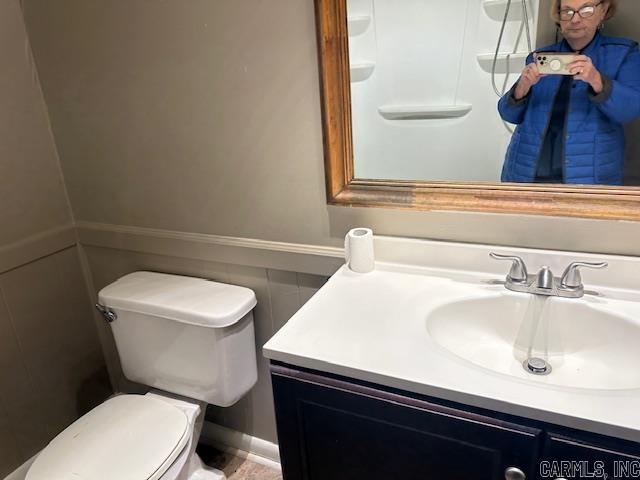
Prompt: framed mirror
<box><xmin>315</xmin><ymin>0</ymin><xmax>640</xmax><ymax>219</ymax></box>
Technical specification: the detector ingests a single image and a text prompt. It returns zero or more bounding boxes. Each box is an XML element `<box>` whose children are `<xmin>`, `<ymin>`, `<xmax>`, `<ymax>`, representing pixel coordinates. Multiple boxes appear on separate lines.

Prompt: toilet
<box><xmin>25</xmin><ymin>271</ymin><xmax>258</xmax><ymax>480</ymax></box>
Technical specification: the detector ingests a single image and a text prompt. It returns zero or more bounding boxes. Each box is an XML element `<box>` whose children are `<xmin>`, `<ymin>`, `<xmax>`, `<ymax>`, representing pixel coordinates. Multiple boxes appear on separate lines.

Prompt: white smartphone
<box><xmin>535</xmin><ymin>52</ymin><xmax>579</xmax><ymax>75</ymax></box>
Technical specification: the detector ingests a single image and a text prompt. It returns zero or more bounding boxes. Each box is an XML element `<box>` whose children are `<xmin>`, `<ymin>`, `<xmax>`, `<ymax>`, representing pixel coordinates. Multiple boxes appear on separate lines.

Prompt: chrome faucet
<box><xmin>489</xmin><ymin>253</ymin><xmax>607</xmax><ymax>298</ymax></box>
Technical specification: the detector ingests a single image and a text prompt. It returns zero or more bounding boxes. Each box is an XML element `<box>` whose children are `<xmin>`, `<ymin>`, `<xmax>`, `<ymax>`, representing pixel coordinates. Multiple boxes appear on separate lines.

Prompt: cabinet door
<box><xmin>272</xmin><ymin>364</ymin><xmax>542</xmax><ymax>480</ymax></box>
<box><xmin>542</xmin><ymin>433</ymin><xmax>640</xmax><ymax>480</ymax></box>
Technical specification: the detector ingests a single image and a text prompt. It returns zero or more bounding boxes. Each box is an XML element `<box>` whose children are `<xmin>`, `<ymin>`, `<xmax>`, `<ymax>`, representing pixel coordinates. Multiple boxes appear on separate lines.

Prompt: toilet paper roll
<box><xmin>344</xmin><ymin>228</ymin><xmax>375</xmax><ymax>273</ymax></box>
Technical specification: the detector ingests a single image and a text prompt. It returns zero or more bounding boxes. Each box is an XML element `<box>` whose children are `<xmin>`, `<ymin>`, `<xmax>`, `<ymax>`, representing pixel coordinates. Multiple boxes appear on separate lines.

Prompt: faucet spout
<box><xmin>536</xmin><ymin>266</ymin><xmax>554</xmax><ymax>290</ymax></box>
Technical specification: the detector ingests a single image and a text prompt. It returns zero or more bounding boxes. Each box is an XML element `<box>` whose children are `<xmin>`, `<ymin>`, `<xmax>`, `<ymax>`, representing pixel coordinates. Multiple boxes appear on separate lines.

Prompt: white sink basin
<box><xmin>426</xmin><ymin>293</ymin><xmax>640</xmax><ymax>391</ymax></box>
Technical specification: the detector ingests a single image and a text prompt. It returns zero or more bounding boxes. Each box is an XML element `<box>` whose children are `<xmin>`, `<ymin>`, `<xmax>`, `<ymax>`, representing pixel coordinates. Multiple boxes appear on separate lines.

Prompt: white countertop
<box><xmin>263</xmin><ymin>237</ymin><xmax>640</xmax><ymax>443</ymax></box>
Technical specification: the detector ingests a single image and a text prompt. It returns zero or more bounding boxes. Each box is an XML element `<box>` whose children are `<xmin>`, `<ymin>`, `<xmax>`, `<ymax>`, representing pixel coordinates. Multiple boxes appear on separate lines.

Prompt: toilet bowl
<box><xmin>24</xmin><ymin>271</ymin><xmax>258</xmax><ymax>480</ymax></box>
<box><xmin>26</xmin><ymin>393</ymin><xmax>220</xmax><ymax>480</ymax></box>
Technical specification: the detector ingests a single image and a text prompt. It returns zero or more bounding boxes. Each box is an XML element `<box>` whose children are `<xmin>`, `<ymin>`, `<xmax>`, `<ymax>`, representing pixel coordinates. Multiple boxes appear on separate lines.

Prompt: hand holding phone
<box><xmin>514</xmin><ymin>63</ymin><xmax>544</xmax><ymax>100</ymax></box>
<box><xmin>567</xmin><ymin>54</ymin><xmax>604</xmax><ymax>92</ymax></box>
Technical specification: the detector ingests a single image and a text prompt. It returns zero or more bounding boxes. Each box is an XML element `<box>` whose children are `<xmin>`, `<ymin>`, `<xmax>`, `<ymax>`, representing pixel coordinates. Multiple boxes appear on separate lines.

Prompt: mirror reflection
<box><xmin>347</xmin><ymin>0</ymin><xmax>640</xmax><ymax>186</ymax></box>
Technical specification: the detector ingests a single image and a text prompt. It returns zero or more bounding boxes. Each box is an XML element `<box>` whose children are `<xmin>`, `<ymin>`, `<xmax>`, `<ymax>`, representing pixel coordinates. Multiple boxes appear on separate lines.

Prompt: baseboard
<box><xmin>200</xmin><ymin>422</ymin><xmax>281</xmax><ymax>472</ymax></box>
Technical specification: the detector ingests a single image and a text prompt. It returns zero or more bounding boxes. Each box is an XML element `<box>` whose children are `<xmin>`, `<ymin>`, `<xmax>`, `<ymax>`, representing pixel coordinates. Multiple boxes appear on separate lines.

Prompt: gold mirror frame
<box><xmin>315</xmin><ymin>0</ymin><xmax>640</xmax><ymax>220</ymax></box>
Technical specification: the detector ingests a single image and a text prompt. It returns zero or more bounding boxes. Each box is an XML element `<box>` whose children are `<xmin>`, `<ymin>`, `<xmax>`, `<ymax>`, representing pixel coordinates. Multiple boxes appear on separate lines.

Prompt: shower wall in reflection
<box><xmin>348</xmin><ymin>0</ymin><xmax>544</xmax><ymax>182</ymax></box>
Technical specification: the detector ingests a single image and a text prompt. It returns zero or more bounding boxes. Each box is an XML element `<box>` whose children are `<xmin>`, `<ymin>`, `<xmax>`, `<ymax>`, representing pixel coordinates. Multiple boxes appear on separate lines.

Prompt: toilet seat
<box><xmin>26</xmin><ymin>394</ymin><xmax>191</xmax><ymax>480</ymax></box>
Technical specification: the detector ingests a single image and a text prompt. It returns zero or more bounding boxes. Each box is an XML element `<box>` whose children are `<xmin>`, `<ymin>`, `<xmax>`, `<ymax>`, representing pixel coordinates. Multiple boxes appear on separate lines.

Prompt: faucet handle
<box><xmin>489</xmin><ymin>253</ymin><xmax>529</xmax><ymax>284</ymax></box>
<box><xmin>560</xmin><ymin>261</ymin><xmax>608</xmax><ymax>289</ymax></box>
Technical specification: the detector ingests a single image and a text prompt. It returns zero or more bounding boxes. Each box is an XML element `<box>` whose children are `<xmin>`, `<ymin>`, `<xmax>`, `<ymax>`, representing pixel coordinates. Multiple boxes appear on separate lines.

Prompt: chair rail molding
<box><xmin>0</xmin><ymin>224</ymin><xmax>77</xmax><ymax>274</ymax></box>
<box><xmin>76</xmin><ymin>222</ymin><xmax>344</xmax><ymax>276</ymax></box>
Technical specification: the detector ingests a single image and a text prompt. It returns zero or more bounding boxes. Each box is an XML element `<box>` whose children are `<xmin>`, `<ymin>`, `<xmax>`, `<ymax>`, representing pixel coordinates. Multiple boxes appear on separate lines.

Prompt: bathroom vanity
<box><xmin>270</xmin><ymin>363</ymin><xmax>638</xmax><ymax>480</ymax></box>
<box><xmin>263</xmin><ymin>237</ymin><xmax>640</xmax><ymax>479</ymax></box>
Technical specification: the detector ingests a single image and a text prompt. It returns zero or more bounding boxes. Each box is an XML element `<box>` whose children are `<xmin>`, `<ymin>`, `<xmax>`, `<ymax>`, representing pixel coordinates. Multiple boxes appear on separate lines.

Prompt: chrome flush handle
<box><xmin>95</xmin><ymin>303</ymin><xmax>117</xmax><ymax>323</ymax></box>
<box><xmin>560</xmin><ymin>261</ymin><xmax>608</xmax><ymax>289</ymax></box>
<box><xmin>490</xmin><ymin>253</ymin><xmax>529</xmax><ymax>284</ymax></box>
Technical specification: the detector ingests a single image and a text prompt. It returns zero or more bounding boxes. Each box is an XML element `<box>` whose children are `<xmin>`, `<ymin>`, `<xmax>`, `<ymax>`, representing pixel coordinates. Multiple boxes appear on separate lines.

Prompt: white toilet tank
<box><xmin>98</xmin><ymin>271</ymin><xmax>258</xmax><ymax>407</ymax></box>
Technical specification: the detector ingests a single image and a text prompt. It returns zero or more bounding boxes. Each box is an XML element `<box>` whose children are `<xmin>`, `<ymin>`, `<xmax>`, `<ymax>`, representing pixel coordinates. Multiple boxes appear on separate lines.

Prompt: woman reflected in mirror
<box><xmin>498</xmin><ymin>0</ymin><xmax>640</xmax><ymax>185</ymax></box>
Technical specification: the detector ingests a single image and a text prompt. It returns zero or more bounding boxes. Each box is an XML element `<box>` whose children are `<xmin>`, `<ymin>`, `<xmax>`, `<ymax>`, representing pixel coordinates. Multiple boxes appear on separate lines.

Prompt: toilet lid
<box><xmin>26</xmin><ymin>394</ymin><xmax>190</xmax><ymax>480</ymax></box>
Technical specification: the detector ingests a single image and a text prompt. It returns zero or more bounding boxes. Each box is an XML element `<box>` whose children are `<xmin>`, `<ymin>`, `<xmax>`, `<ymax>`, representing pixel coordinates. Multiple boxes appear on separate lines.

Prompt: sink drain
<box><xmin>523</xmin><ymin>357</ymin><xmax>552</xmax><ymax>376</ymax></box>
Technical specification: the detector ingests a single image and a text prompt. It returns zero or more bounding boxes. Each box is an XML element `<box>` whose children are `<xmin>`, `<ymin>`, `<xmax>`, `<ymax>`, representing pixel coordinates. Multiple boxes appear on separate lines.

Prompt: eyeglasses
<box><xmin>558</xmin><ymin>2</ymin><xmax>603</xmax><ymax>21</ymax></box>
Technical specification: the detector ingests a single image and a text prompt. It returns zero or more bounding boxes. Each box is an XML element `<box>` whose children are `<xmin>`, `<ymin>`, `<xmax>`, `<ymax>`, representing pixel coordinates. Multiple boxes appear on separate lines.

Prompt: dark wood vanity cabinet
<box><xmin>271</xmin><ymin>363</ymin><xmax>639</xmax><ymax>480</ymax></box>
<box><xmin>271</xmin><ymin>363</ymin><xmax>541</xmax><ymax>480</ymax></box>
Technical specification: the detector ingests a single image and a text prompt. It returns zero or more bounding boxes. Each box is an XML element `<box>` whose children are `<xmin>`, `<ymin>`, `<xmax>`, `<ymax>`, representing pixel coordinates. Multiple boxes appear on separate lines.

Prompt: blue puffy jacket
<box><xmin>498</xmin><ymin>33</ymin><xmax>640</xmax><ymax>184</ymax></box>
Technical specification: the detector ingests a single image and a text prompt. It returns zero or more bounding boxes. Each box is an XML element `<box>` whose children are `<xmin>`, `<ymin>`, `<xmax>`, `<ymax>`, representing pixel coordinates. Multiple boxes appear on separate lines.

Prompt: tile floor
<box><xmin>197</xmin><ymin>444</ymin><xmax>283</xmax><ymax>480</ymax></box>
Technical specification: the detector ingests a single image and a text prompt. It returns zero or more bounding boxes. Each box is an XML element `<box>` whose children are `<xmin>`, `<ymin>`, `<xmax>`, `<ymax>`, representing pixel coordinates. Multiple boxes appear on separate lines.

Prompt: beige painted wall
<box><xmin>0</xmin><ymin>247</ymin><xmax>111</xmax><ymax>477</ymax></box>
<box><xmin>21</xmin><ymin>0</ymin><xmax>330</xmax><ymax>245</ymax></box>
<box><xmin>0</xmin><ymin>1</ymin><xmax>109</xmax><ymax>475</ymax></box>
<box><xmin>0</xmin><ymin>0</ymin><xmax>72</xmax><ymax>245</ymax></box>
<box><xmin>21</xmin><ymin>0</ymin><xmax>640</xmax><ymax>256</ymax></box>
